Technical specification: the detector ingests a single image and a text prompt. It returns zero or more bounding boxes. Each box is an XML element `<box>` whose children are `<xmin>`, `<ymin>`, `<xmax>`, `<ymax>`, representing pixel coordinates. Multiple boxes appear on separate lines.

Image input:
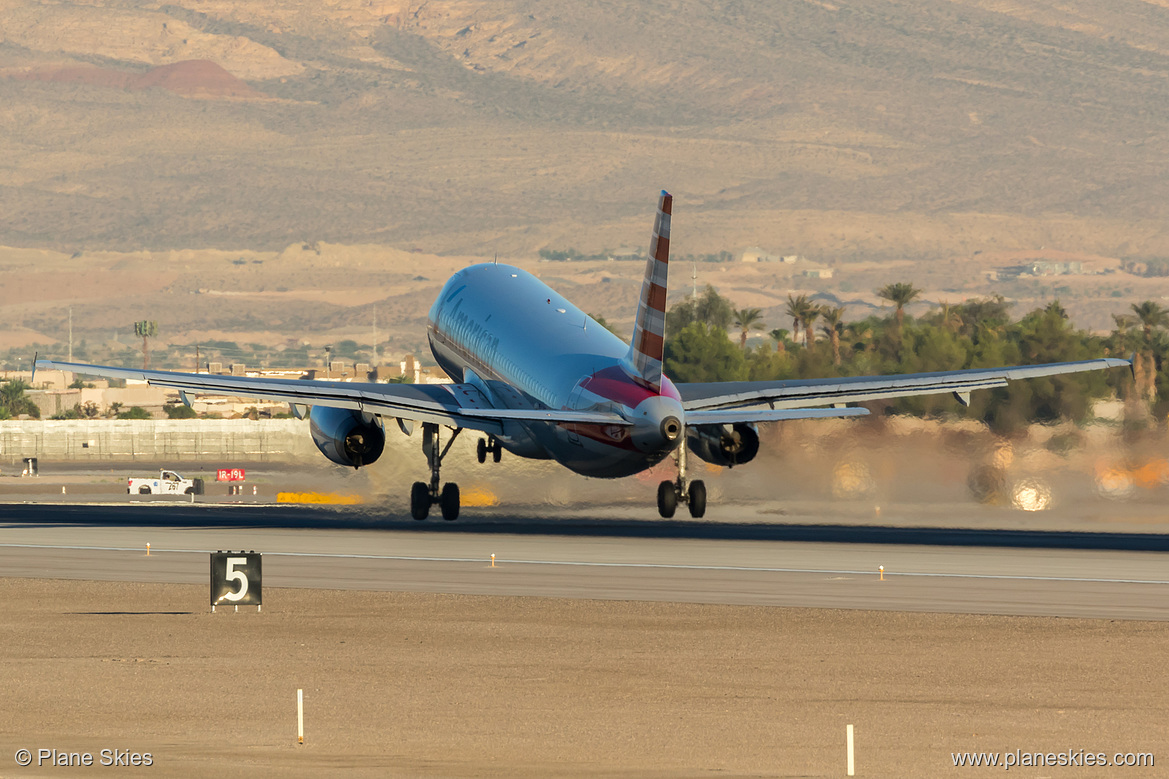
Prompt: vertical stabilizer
<box><xmin>627</xmin><ymin>191</ymin><xmax>672</xmax><ymax>392</ymax></box>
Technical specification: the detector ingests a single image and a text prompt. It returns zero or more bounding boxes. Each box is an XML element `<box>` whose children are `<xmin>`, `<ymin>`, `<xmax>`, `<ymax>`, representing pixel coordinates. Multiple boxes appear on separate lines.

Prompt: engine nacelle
<box><xmin>309</xmin><ymin>406</ymin><xmax>386</xmax><ymax>468</ymax></box>
<box><xmin>686</xmin><ymin>422</ymin><xmax>760</xmax><ymax>468</ymax></box>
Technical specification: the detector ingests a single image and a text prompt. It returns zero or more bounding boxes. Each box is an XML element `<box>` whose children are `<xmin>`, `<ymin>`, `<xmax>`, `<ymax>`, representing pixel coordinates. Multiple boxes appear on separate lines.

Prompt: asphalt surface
<box><xmin>2</xmin><ymin>502</ymin><xmax>1168</xmax><ymax>620</ymax></box>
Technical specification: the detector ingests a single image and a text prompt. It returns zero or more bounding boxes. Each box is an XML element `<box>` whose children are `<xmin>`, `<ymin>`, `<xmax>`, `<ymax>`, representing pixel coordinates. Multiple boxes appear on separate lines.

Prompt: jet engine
<box><xmin>309</xmin><ymin>407</ymin><xmax>386</xmax><ymax>468</ymax></box>
<box><xmin>686</xmin><ymin>422</ymin><xmax>760</xmax><ymax>468</ymax></box>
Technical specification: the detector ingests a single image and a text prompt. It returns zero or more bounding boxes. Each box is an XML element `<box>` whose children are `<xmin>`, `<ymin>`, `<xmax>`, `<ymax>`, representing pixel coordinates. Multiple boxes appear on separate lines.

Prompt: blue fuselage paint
<box><xmin>427</xmin><ymin>264</ymin><xmax>683</xmax><ymax>478</ymax></box>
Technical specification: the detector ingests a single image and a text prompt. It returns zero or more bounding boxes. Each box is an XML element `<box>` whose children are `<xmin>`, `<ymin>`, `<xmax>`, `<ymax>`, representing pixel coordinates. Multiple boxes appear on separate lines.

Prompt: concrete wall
<box><xmin>0</xmin><ymin>419</ymin><xmax>318</xmax><ymax>463</ymax></box>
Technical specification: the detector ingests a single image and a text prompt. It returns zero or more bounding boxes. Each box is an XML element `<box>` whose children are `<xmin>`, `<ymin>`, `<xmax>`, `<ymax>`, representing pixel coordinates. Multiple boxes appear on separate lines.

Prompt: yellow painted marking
<box><xmin>460</xmin><ymin>487</ymin><xmax>498</xmax><ymax>507</ymax></box>
<box><xmin>276</xmin><ymin>492</ymin><xmax>362</xmax><ymax>505</ymax></box>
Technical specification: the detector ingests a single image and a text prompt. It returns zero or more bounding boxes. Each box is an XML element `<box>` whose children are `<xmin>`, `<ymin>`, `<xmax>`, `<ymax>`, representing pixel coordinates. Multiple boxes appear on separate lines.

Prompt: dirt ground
<box><xmin>0</xmin><ymin>578</ymin><xmax>1165</xmax><ymax>777</ymax></box>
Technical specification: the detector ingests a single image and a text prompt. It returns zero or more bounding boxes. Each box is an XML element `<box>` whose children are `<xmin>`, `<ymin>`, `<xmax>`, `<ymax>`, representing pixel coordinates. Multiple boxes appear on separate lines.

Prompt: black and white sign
<box><xmin>210</xmin><ymin>551</ymin><xmax>262</xmax><ymax>607</ymax></box>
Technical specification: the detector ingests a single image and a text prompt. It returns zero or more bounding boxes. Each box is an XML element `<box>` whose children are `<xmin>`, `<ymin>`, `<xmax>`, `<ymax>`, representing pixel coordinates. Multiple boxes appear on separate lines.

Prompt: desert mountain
<box><xmin>1</xmin><ymin>0</ymin><xmax>1168</xmax><ymax>259</ymax></box>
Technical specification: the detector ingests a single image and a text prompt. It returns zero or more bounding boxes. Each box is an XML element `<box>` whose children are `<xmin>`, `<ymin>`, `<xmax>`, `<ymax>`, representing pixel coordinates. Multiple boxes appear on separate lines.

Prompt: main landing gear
<box><xmin>657</xmin><ymin>436</ymin><xmax>705</xmax><ymax>519</ymax></box>
<box><xmin>411</xmin><ymin>423</ymin><xmax>462</xmax><ymax>521</ymax></box>
<box><xmin>476</xmin><ymin>436</ymin><xmax>502</xmax><ymax>463</ymax></box>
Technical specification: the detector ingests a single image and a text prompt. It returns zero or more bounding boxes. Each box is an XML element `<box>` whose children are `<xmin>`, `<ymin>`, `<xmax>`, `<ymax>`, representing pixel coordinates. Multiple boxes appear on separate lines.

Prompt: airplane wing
<box><xmin>33</xmin><ymin>359</ymin><xmax>632</xmax><ymax>436</ymax></box>
<box><xmin>676</xmin><ymin>358</ymin><xmax>1131</xmax><ymax>411</ymax></box>
<box><xmin>684</xmin><ymin>407</ymin><xmax>869</xmax><ymax>425</ymax></box>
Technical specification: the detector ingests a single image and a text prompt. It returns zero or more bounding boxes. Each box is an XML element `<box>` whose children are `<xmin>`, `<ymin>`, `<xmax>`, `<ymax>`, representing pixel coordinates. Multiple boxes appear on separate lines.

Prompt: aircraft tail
<box><xmin>627</xmin><ymin>190</ymin><xmax>672</xmax><ymax>393</ymax></box>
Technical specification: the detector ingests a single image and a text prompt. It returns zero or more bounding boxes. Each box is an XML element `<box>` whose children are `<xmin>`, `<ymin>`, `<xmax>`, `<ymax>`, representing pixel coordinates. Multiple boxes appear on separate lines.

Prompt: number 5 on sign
<box><xmin>210</xmin><ymin>551</ymin><xmax>262</xmax><ymax>609</ymax></box>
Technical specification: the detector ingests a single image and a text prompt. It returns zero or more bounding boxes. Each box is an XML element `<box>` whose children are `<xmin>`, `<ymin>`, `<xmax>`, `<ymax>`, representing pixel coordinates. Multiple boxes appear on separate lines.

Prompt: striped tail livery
<box><xmin>628</xmin><ymin>190</ymin><xmax>672</xmax><ymax>392</ymax></box>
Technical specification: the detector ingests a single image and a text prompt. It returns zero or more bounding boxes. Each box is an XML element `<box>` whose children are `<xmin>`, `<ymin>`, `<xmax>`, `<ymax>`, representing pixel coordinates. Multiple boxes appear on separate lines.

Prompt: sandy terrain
<box><xmin>0</xmin><ymin>578</ymin><xmax>1165</xmax><ymax>777</ymax></box>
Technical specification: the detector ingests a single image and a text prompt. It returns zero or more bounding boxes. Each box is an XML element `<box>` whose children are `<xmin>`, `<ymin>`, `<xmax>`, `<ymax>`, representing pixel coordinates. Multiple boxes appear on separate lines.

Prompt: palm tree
<box><xmin>876</xmin><ymin>282</ymin><xmax>921</xmax><ymax>329</ymax></box>
<box><xmin>819</xmin><ymin>306</ymin><xmax>846</xmax><ymax>365</ymax></box>
<box><xmin>936</xmin><ymin>301</ymin><xmax>961</xmax><ymax>333</ymax></box>
<box><xmin>733</xmin><ymin>308</ymin><xmax>765</xmax><ymax>349</ymax></box>
<box><xmin>844</xmin><ymin>321</ymin><xmax>874</xmax><ymax>354</ymax></box>
<box><xmin>803</xmin><ymin>305</ymin><xmax>821</xmax><ymax>348</ymax></box>
<box><xmin>134</xmin><ymin>320</ymin><xmax>158</xmax><ymax>370</ymax></box>
<box><xmin>1131</xmin><ymin>301</ymin><xmax>1169</xmax><ymax>345</ymax></box>
<box><xmin>768</xmin><ymin>328</ymin><xmax>790</xmax><ymax>353</ymax></box>
<box><xmin>785</xmin><ymin>294</ymin><xmax>810</xmax><ymax>345</ymax></box>
<box><xmin>0</xmin><ymin>380</ymin><xmax>39</xmax><ymax>418</ymax></box>
<box><xmin>1129</xmin><ymin>301</ymin><xmax>1169</xmax><ymax>402</ymax></box>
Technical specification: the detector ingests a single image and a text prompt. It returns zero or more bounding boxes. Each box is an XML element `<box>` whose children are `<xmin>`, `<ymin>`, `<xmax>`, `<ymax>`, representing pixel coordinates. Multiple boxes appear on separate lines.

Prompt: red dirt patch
<box><xmin>11</xmin><ymin>60</ymin><xmax>263</xmax><ymax>99</ymax></box>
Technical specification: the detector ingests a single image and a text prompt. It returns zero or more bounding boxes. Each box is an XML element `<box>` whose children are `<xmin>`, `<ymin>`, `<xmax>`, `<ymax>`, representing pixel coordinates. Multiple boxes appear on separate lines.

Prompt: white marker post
<box><xmin>846</xmin><ymin>724</ymin><xmax>855</xmax><ymax>776</ymax></box>
<box><xmin>297</xmin><ymin>689</ymin><xmax>304</xmax><ymax>745</ymax></box>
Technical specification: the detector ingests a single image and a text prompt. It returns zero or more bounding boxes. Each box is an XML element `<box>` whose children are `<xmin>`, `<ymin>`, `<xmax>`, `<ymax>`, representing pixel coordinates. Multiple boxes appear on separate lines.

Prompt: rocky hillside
<box><xmin>2</xmin><ymin>0</ymin><xmax>1169</xmax><ymax>259</ymax></box>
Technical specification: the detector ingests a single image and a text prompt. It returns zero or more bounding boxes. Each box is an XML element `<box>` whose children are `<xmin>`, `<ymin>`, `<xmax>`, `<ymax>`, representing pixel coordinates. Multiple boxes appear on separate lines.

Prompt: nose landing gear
<box><xmin>656</xmin><ymin>434</ymin><xmax>705</xmax><ymax>518</ymax></box>
<box><xmin>411</xmin><ymin>423</ymin><xmax>462</xmax><ymax>521</ymax></box>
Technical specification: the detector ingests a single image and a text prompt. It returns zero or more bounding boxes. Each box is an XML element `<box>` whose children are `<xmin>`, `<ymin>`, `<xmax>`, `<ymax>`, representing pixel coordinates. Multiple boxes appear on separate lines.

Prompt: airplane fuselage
<box><xmin>427</xmin><ymin>263</ymin><xmax>683</xmax><ymax>478</ymax></box>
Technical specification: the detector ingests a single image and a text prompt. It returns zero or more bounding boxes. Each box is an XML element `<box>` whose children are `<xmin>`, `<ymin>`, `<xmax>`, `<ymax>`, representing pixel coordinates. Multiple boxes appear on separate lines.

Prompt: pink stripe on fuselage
<box><xmin>580</xmin><ymin>365</ymin><xmax>680</xmax><ymax>410</ymax></box>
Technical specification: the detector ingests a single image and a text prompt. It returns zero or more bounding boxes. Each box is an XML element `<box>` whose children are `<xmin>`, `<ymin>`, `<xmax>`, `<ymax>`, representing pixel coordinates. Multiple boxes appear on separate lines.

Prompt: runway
<box><xmin>2</xmin><ymin>503</ymin><xmax>1167</xmax><ymax>620</ymax></box>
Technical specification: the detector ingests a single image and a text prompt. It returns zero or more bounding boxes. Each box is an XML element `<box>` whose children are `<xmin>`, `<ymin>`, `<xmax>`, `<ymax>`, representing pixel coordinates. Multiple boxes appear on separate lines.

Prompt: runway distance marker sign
<box><xmin>210</xmin><ymin>551</ymin><xmax>262</xmax><ymax>609</ymax></box>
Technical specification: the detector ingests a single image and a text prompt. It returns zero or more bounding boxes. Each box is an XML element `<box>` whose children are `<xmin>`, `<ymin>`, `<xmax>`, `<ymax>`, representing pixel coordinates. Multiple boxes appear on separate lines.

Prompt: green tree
<box><xmin>164</xmin><ymin>403</ymin><xmax>197</xmax><ymax>419</ymax></box>
<box><xmin>663</xmin><ymin>323</ymin><xmax>747</xmax><ymax>383</ymax></box>
<box><xmin>784</xmin><ymin>294</ymin><xmax>812</xmax><ymax>346</ymax></box>
<box><xmin>1131</xmin><ymin>301</ymin><xmax>1169</xmax><ymax>342</ymax></box>
<box><xmin>732</xmin><ymin>308</ymin><xmax>765</xmax><ymax>349</ymax></box>
<box><xmin>1129</xmin><ymin>301</ymin><xmax>1169</xmax><ymax>402</ymax></box>
<box><xmin>954</xmin><ymin>295</ymin><xmax>1011</xmax><ymax>341</ymax></box>
<box><xmin>117</xmin><ymin>406</ymin><xmax>152</xmax><ymax>420</ymax></box>
<box><xmin>876</xmin><ymin>282</ymin><xmax>922</xmax><ymax>330</ymax></box>
<box><xmin>933</xmin><ymin>301</ymin><xmax>962</xmax><ymax>333</ymax></box>
<box><xmin>819</xmin><ymin>306</ymin><xmax>846</xmax><ymax>366</ymax></box>
<box><xmin>0</xmin><ymin>380</ymin><xmax>39</xmax><ymax>418</ymax></box>
<box><xmin>665</xmin><ymin>285</ymin><xmax>734</xmax><ymax>334</ymax></box>
<box><xmin>768</xmin><ymin>328</ymin><xmax>792</xmax><ymax>353</ymax></box>
<box><xmin>134</xmin><ymin>320</ymin><xmax>159</xmax><ymax>369</ymax></box>
<box><xmin>1111</xmin><ymin>314</ymin><xmax>1136</xmax><ymax>347</ymax></box>
<box><xmin>997</xmin><ymin>304</ymin><xmax>1108</xmax><ymax>428</ymax></box>
<box><xmin>803</xmin><ymin>305</ymin><xmax>822</xmax><ymax>348</ymax></box>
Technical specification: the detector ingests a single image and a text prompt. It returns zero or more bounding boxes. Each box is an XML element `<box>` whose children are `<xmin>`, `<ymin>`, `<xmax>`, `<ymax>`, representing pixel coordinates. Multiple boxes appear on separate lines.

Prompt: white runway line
<box><xmin>1</xmin><ymin>543</ymin><xmax>1168</xmax><ymax>586</ymax></box>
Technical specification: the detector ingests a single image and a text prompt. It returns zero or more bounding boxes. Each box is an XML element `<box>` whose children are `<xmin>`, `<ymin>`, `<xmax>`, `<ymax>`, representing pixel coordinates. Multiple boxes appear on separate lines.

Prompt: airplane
<box><xmin>36</xmin><ymin>192</ymin><xmax>1130</xmax><ymax>520</ymax></box>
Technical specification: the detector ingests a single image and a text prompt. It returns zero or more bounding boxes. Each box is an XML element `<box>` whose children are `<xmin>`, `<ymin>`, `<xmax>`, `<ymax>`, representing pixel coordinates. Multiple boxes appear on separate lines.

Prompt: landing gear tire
<box><xmin>687</xmin><ymin>479</ymin><xmax>706</xmax><ymax>518</ymax></box>
<box><xmin>410</xmin><ymin>481</ymin><xmax>430</xmax><ymax>520</ymax></box>
<box><xmin>477</xmin><ymin>437</ymin><xmax>503</xmax><ymax>464</ymax></box>
<box><xmin>657</xmin><ymin>480</ymin><xmax>677</xmax><ymax>518</ymax></box>
<box><xmin>440</xmin><ymin>483</ymin><xmax>460</xmax><ymax>521</ymax></box>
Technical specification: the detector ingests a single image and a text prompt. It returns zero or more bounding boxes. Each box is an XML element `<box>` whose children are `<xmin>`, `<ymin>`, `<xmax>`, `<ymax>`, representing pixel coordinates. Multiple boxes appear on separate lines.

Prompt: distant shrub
<box><xmin>164</xmin><ymin>404</ymin><xmax>197</xmax><ymax>419</ymax></box>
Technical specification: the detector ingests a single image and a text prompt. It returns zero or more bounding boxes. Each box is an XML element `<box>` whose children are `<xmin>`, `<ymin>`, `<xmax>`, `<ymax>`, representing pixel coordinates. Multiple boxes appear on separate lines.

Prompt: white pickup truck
<box><xmin>128</xmin><ymin>470</ymin><xmax>205</xmax><ymax>495</ymax></box>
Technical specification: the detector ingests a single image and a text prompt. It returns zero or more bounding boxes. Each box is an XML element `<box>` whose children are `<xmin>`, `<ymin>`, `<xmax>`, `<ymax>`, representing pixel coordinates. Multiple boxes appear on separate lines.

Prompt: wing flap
<box><xmin>686</xmin><ymin>407</ymin><xmax>869</xmax><ymax>425</ymax></box>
